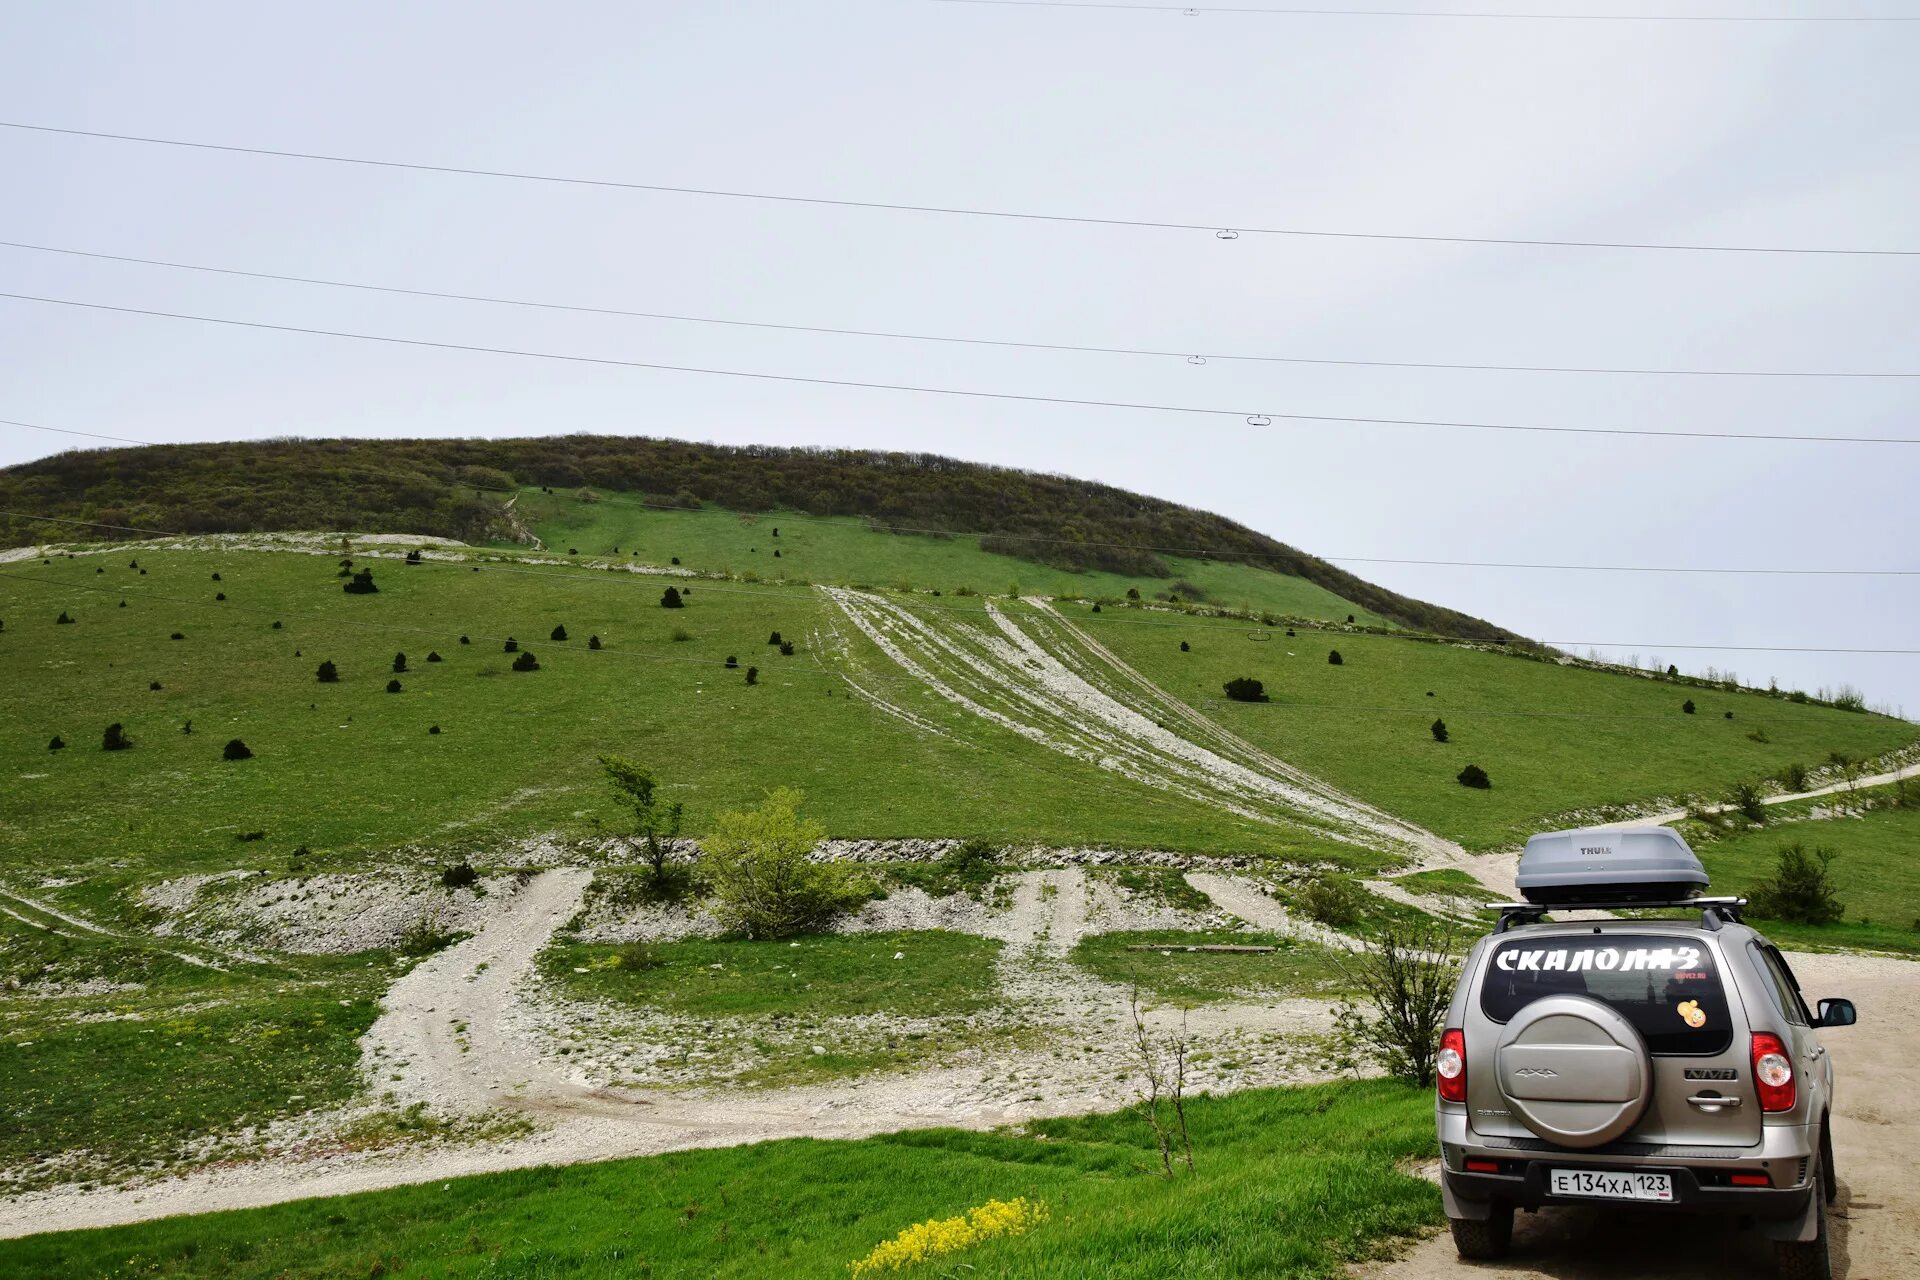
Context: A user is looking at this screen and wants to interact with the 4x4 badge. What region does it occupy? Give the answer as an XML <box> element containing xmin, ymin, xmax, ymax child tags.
<box><xmin>1514</xmin><ymin>1067</ymin><xmax>1558</xmax><ymax>1078</ymax></box>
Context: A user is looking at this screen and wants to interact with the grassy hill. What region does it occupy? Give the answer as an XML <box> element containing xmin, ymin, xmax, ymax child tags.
<box><xmin>0</xmin><ymin>436</ymin><xmax>1508</xmax><ymax>637</ymax></box>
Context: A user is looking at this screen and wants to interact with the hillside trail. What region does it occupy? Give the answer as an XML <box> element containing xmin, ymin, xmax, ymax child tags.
<box><xmin>1353</xmin><ymin>949</ymin><xmax>1920</xmax><ymax>1280</ymax></box>
<box><xmin>0</xmin><ymin>885</ymin><xmax>235</xmax><ymax>972</ymax></box>
<box><xmin>1588</xmin><ymin>759</ymin><xmax>1920</xmax><ymax>831</ymax></box>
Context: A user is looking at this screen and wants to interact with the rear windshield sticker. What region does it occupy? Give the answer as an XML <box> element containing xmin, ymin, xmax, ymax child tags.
<box><xmin>1677</xmin><ymin>1000</ymin><xmax>1707</xmax><ymax>1028</ymax></box>
<box><xmin>1493</xmin><ymin>945</ymin><xmax>1703</xmax><ymax>974</ymax></box>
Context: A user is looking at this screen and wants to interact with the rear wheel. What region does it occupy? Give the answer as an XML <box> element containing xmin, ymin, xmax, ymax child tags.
<box><xmin>1449</xmin><ymin>1205</ymin><xmax>1514</xmax><ymax>1261</ymax></box>
<box><xmin>1819</xmin><ymin>1120</ymin><xmax>1837</xmax><ymax>1202</ymax></box>
<box><xmin>1774</xmin><ymin>1177</ymin><xmax>1831</xmax><ymax>1280</ymax></box>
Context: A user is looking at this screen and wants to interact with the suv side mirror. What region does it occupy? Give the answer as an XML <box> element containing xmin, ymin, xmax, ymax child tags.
<box><xmin>1816</xmin><ymin>998</ymin><xmax>1856</xmax><ymax>1028</ymax></box>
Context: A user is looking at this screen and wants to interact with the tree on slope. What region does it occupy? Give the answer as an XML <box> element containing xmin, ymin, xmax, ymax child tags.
<box><xmin>599</xmin><ymin>755</ymin><xmax>684</xmax><ymax>884</ymax></box>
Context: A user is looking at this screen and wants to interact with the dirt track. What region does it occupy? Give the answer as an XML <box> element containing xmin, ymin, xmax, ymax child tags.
<box><xmin>1358</xmin><ymin>950</ymin><xmax>1920</xmax><ymax>1280</ymax></box>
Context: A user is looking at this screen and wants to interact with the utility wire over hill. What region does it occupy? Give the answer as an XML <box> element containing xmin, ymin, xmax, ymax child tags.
<box><xmin>3</xmin><ymin>120</ymin><xmax>1915</xmax><ymax>257</ymax></box>
<box><xmin>4</xmin><ymin>295</ymin><xmax>1917</xmax><ymax>448</ymax></box>
<box><xmin>4</xmin><ymin>428</ymin><xmax>1916</xmax><ymax>577</ymax></box>
<box><xmin>6</xmin><ymin>239</ymin><xmax>1911</xmax><ymax>380</ymax></box>
<box><xmin>933</xmin><ymin>0</ymin><xmax>1920</xmax><ymax>23</ymax></box>
<box><xmin>5</xmin><ymin>510</ymin><xmax>1917</xmax><ymax>658</ymax></box>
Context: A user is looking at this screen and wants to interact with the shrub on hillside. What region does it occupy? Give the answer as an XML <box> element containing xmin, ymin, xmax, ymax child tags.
<box><xmin>588</xmin><ymin>635</ymin><xmax>601</xmax><ymax>650</ymax></box>
<box><xmin>745</xmin><ymin>666</ymin><xmax>759</xmax><ymax>685</ymax></box>
<box><xmin>1782</xmin><ymin>762</ymin><xmax>1811</xmax><ymax>791</ymax></box>
<box><xmin>1179</xmin><ymin>641</ymin><xmax>1190</xmax><ymax>652</ymax></box>
<box><xmin>551</xmin><ymin>625</ymin><xmax>568</xmax><ymax>641</ymax></box>
<box><xmin>427</xmin><ymin>650</ymin><xmax>442</xmax><ymax>662</ymax></box>
<box><xmin>1682</xmin><ymin>700</ymin><xmax>1696</xmax><ymax>714</ymax></box>
<box><xmin>316</xmin><ymin>659</ymin><xmax>340</xmax><ymax>683</ymax></box>
<box><xmin>661</xmin><ymin>587</ymin><xmax>684</xmax><ymax>608</ymax></box>
<box><xmin>459</xmin><ymin>635</ymin><xmax>471</xmax><ymax>645</ymax></box>
<box><xmin>700</xmin><ymin>787</ymin><xmax>863</xmax><ymax>939</ymax></box>
<box><xmin>428</xmin><ymin>725</ymin><xmax>441</xmax><ymax>735</ymax></box>
<box><xmin>512</xmin><ymin>650</ymin><xmax>539</xmax><ymax>672</ymax></box>
<box><xmin>214</xmin><ymin>592</ymin><xmax>226</xmax><ymax>601</ymax></box>
<box><xmin>102</xmin><ymin>722</ymin><xmax>132</xmax><ymax>751</ymax></box>
<box><xmin>405</xmin><ymin>549</ymin><xmax>422</xmax><ymax>564</ymax></box>
<box><xmin>768</xmin><ymin>631</ymin><xmax>782</xmax><ymax>646</ymax></box>
<box><xmin>55</xmin><ymin>611</ymin><xmax>74</xmax><ymax>625</ymax></box>
<box><xmin>1223</xmin><ymin>676</ymin><xmax>1267</xmax><ymax>703</ymax></box>
<box><xmin>343</xmin><ymin>568</ymin><xmax>378</xmax><ymax>594</ymax></box>
<box><xmin>48</xmin><ymin>735</ymin><xmax>65</xmax><ymax>751</ymax></box>
<box><xmin>440</xmin><ymin>862</ymin><xmax>478</xmax><ymax>889</ymax></box>
<box><xmin>223</xmin><ymin>738</ymin><xmax>253</xmax><ymax>761</ymax></box>
<box><xmin>725</xmin><ymin>655</ymin><xmax>738</xmax><ymax>669</ymax></box>
<box><xmin>393</xmin><ymin>652</ymin><xmax>408</xmax><ymax>673</ymax></box>
<box><xmin>503</xmin><ymin>637</ymin><xmax>519</xmax><ymax>653</ymax></box>
<box><xmin>1297</xmin><ymin>874</ymin><xmax>1366</xmax><ymax>928</ymax></box>
<box><xmin>386</xmin><ymin>678</ymin><xmax>403</xmax><ymax>693</ymax></box>
<box><xmin>1332</xmin><ymin>916</ymin><xmax>1462</xmax><ymax>1087</ymax></box>
<box><xmin>779</xmin><ymin>640</ymin><xmax>795</xmax><ymax>656</ymax></box>
<box><xmin>149</xmin><ymin>681</ymin><xmax>162</xmax><ymax>691</ymax></box>
<box><xmin>1431</xmin><ymin>718</ymin><xmax>1449</xmax><ymax>743</ymax></box>
<box><xmin>211</xmin><ymin>572</ymin><xmax>221</xmax><ymax>581</ymax></box>
<box><xmin>599</xmin><ymin>755</ymin><xmax>684</xmax><ymax>884</ymax></box>
<box><xmin>1730</xmin><ymin>780</ymin><xmax>1767</xmax><ymax>824</ymax></box>
<box><xmin>1457</xmin><ymin>764</ymin><xmax>1491</xmax><ymax>789</ymax></box>
<box><xmin>171</xmin><ymin>631</ymin><xmax>185</xmax><ymax>640</ymax></box>
<box><xmin>1747</xmin><ymin>844</ymin><xmax>1844</xmax><ymax>926</ymax></box>
<box><xmin>1327</xmin><ymin>650</ymin><xmax>1344</xmax><ymax>666</ymax></box>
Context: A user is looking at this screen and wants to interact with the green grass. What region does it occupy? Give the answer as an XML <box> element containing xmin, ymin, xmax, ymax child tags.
<box><xmin>1390</xmin><ymin>869</ymin><xmax>1502</xmax><ymax>905</ymax></box>
<box><xmin>1691</xmin><ymin>795</ymin><xmax>1920</xmax><ymax>955</ymax></box>
<box><xmin>1072</xmin><ymin>930</ymin><xmax>1348</xmax><ymax>1004</ymax></box>
<box><xmin>0</xmin><ymin>1078</ymin><xmax>1441</xmax><ymax>1279</ymax></box>
<box><xmin>0</xmin><ymin>547</ymin><xmax>1323</xmax><ymax>881</ymax></box>
<box><xmin>0</xmin><ymin>924</ymin><xmax>388</xmax><ymax>1191</ymax></box>
<box><xmin>1070</xmin><ymin>609</ymin><xmax>1919</xmax><ymax>849</ymax></box>
<box><xmin>541</xmin><ymin>930</ymin><xmax>1002</xmax><ymax>1021</ymax></box>
<box><xmin>516</xmin><ymin>490</ymin><xmax>1387</xmax><ymax>625</ymax></box>
<box><xmin>1108</xmin><ymin>867</ymin><xmax>1215</xmax><ymax>912</ymax></box>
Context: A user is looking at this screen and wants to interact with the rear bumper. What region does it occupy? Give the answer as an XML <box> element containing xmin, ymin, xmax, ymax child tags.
<box><xmin>1442</xmin><ymin>1164</ymin><xmax>1812</xmax><ymax>1221</ymax></box>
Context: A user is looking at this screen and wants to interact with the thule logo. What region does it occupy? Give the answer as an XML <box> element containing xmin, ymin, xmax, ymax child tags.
<box><xmin>1514</xmin><ymin>1067</ymin><xmax>1559</xmax><ymax>1078</ymax></box>
<box><xmin>1579</xmin><ymin>845</ymin><xmax>1614</xmax><ymax>857</ymax></box>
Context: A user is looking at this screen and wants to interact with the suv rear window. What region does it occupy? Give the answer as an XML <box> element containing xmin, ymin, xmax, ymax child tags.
<box><xmin>1480</xmin><ymin>933</ymin><xmax>1732</xmax><ymax>1055</ymax></box>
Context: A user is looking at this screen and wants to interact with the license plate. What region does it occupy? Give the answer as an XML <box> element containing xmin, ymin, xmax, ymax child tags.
<box><xmin>1550</xmin><ymin>1169</ymin><xmax>1673</xmax><ymax>1202</ymax></box>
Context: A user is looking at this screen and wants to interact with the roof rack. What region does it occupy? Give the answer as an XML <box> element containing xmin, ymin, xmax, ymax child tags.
<box><xmin>1490</xmin><ymin>896</ymin><xmax>1748</xmax><ymax>934</ymax></box>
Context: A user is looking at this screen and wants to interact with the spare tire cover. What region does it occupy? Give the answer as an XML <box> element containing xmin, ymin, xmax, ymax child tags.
<box><xmin>1495</xmin><ymin>994</ymin><xmax>1651</xmax><ymax>1149</ymax></box>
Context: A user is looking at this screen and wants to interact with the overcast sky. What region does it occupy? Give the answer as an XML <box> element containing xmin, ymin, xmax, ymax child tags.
<box><xmin>2</xmin><ymin>1</ymin><xmax>1915</xmax><ymax>716</ymax></box>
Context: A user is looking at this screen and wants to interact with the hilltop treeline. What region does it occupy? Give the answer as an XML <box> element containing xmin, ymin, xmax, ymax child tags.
<box><xmin>0</xmin><ymin>435</ymin><xmax>1513</xmax><ymax>637</ymax></box>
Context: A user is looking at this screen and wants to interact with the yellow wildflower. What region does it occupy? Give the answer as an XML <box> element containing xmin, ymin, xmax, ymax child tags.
<box><xmin>848</xmin><ymin>1196</ymin><xmax>1050</xmax><ymax>1275</ymax></box>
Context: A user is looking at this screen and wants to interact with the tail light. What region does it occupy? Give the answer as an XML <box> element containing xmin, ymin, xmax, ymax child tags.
<box><xmin>1751</xmin><ymin>1033</ymin><xmax>1796</xmax><ymax>1113</ymax></box>
<box><xmin>1437</xmin><ymin>1028</ymin><xmax>1467</xmax><ymax>1104</ymax></box>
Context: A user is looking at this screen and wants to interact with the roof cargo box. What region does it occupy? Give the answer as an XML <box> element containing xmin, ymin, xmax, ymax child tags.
<box><xmin>1515</xmin><ymin>826</ymin><xmax>1708</xmax><ymax>906</ymax></box>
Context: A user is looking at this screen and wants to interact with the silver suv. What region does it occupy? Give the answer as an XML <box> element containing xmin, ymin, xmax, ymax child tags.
<box><xmin>1435</xmin><ymin>827</ymin><xmax>1856</xmax><ymax>1279</ymax></box>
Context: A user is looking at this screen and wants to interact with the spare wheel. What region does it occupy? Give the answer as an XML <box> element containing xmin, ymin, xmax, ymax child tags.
<box><xmin>1495</xmin><ymin>994</ymin><xmax>1652</xmax><ymax>1149</ymax></box>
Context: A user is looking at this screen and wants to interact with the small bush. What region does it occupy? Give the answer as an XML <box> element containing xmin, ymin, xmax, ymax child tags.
<box><xmin>1091</xmin><ymin>604</ymin><xmax>1101</xmax><ymax>613</ymax></box>
<box><xmin>725</xmin><ymin>655</ymin><xmax>738</xmax><ymax>669</ymax></box>
<box><xmin>588</xmin><ymin>635</ymin><xmax>601</xmax><ymax>650</ymax></box>
<box><xmin>428</xmin><ymin>724</ymin><xmax>441</xmax><ymax>735</ymax></box>
<box><xmin>393</xmin><ymin>652</ymin><xmax>408</xmax><ymax>673</ymax></box>
<box><xmin>214</xmin><ymin>592</ymin><xmax>226</xmax><ymax>601</ymax></box>
<box><xmin>223</xmin><ymin>738</ymin><xmax>253</xmax><ymax>761</ymax></box>
<box><xmin>670</xmin><ymin>556</ymin><xmax>680</xmax><ymax>565</ymax></box>
<box><xmin>440</xmin><ymin>862</ymin><xmax>479</xmax><ymax>889</ymax></box>
<box><xmin>1682</xmin><ymin>699</ymin><xmax>1696</xmax><ymax>714</ymax></box>
<box><xmin>512</xmin><ymin>650</ymin><xmax>540</xmax><ymax>672</ymax></box>
<box><xmin>551</xmin><ymin>625</ymin><xmax>568</xmax><ymax>641</ymax></box>
<box><xmin>426</xmin><ymin>651</ymin><xmax>442</xmax><ymax>663</ymax></box>
<box><xmin>1730</xmin><ymin>780</ymin><xmax>1767</xmax><ymax>824</ymax></box>
<box><xmin>316</xmin><ymin>660</ymin><xmax>340</xmax><ymax>683</ymax></box>
<box><xmin>343</xmin><ymin>568</ymin><xmax>379</xmax><ymax>594</ymax></box>
<box><xmin>1223</xmin><ymin>676</ymin><xmax>1268</xmax><ymax>703</ymax></box>
<box><xmin>661</xmin><ymin>587</ymin><xmax>684</xmax><ymax>609</ymax></box>
<box><xmin>398</xmin><ymin>919</ymin><xmax>461</xmax><ymax>957</ymax></box>
<box><xmin>1431</xmin><ymin>718</ymin><xmax>1449</xmax><ymax>743</ymax></box>
<box><xmin>1126</xmin><ymin>587</ymin><xmax>1140</xmax><ymax>600</ymax></box>
<box><xmin>768</xmin><ymin>631</ymin><xmax>783</xmax><ymax>646</ymax></box>
<box><xmin>405</xmin><ymin>549</ymin><xmax>423</xmax><ymax>564</ymax></box>
<box><xmin>48</xmin><ymin>735</ymin><xmax>65</xmax><ymax>752</ymax></box>
<box><xmin>700</xmin><ymin>787</ymin><xmax>863</xmax><ymax>938</ymax></box>
<box><xmin>503</xmin><ymin>637</ymin><xmax>518</xmax><ymax>653</ymax></box>
<box><xmin>779</xmin><ymin>640</ymin><xmax>795</xmax><ymax>656</ymax></box>
<box><xmin>55</xmin><ymin>611</ymin><xmax>74</xmax><ymax>625</ymax></box>
<box><xmin>102</xmin><ymin>722</ymin><xmax>132</xmax><ymax>752</ymax></box>
<box><xmin>614</xmin><ymin>941</ymin><xmax>662</xmax><ymax>971</ymax></box>
<box><xmin>459</xmin><ymin>635</ymin><xmax>471</xmax><ymax>645</ymax></box>
<box><xmin>671</xmin><ymin>627</ymin><xmax>693</xmax><ymax>642</ymax></box>
<box><xmin>272</xmin><ymin>620</ymin><xmax>283</xmax><ymax>629</ymax></box>
<box><xmin>1327</xmin><ymin>649</ymin><xmax>1344</xmax><ymax>666</ymax></box>
<box><xmin>1667</xmin><ymin>664</ymin><xmax>1680</xmax><ymax>677</ymax></box>
<box><xmin>1457</xmin><ymin>764</ymin><xmax>1491</xmax><ymax>789</ymax></box>
<box><xmin>386</xmin><ymin>678</ymin><xmax>403</xmax><ymax>693</ymax></box>
<box><xmin>1296</xmin><ymin>874</ymin><xmax>1365</xmax><ymax>927</ymax></box>
<box><xmin>170</xmin><ymin>631</ymin><xmax>185</xmax><ymax>641</ymax></box>
<box><xmin>1179</xmin><ymin>641</ymin><xmax>1190</xmax><ymax>652</ymax></box>
<box><xmin>745</xmin><ymin>666</ymin><xmax>759</xmax><ymax>685</ymax></box>
<box><xmin>1346</xmin><ymin>614</ymin><xmax>1356</xmax><ymax>624</ymax></box>
<box><xmin>1332</xmin><ymin>916</ymin><xmax>1461</xmax><ymax>1087</ymax></box>
<box><xmin>1782</xmin><ymin>762</ymin><xmax>1811</xmax><ymax>791</ymax></box>
<box><xmin>1747</xmin><ymin>843</ymin><xmax>1844</xmax><ymax>925</ymax></box>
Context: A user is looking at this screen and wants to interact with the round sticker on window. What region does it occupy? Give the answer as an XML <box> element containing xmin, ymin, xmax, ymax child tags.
<box><xmin>1677</xmin><ymin>1000</ymin><xmax>1706</xmax><ymax>1029</ymax></box>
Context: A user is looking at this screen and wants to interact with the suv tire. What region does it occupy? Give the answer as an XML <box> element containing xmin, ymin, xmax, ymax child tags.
<box><xmin>1773</xmin><ymin>1177</ymin><xmax>1831</xmax><ymax>1280</ymax></box>
<box><xmin>1820</xmin><ymin>1120</ymin><xmax>1837</xmax><ymax>1203</ymax></box>
<box><xmin>1449</xmin><ymin>1205</ymin><xmax>1514</xmax><ymax>1261</ymax></box>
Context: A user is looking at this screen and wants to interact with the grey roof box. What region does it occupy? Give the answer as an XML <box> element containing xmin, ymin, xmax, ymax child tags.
<box><xmin>1515</xmin><ymin>825</ymin><xmax>1708</xmax><ymax>906</ymax></box>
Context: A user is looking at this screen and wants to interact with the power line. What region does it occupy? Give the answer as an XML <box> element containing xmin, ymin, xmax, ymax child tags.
<box><xmin>7</xmin><ymin>293</ymin><xmax>1918</xmax><ymax>447</ymax></box>
<box><xmin>6</xmin><ymin>508</ymin><xmax>1917</xmax><ymax>655</ymax></box>
<box><xmin>3</xmin><ymin>120</ymin><xmax>1915</xmax><ymax>258</ymax></box>
<box><xmin>6</xmin><ymin>239</ymin><xmax>1912</xmax><ymax>380</ymax></box>
<box><xmin>5</xmin><ymin>436</ymin><xmax>1917</xmax><ymax>577</ymax></box>
<box><xmin>933</xmin><ymin>0</ymin><xmax>1920</xmax><ymax>21</ymax></box>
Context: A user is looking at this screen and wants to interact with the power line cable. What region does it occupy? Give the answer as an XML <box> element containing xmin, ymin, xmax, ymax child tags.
<box><xmin>3</xmin><ymin>120</ymin><xmax>1915</xmax><ymax>257</ymax></box>
<box><xmin>6</xmin><ymin>294</ymin><xmax>1918</xmax><ymax>447</ymax></box>
<box><xmin>4</xmin><ymin>436</ymin><xmax>1916</xmax><ymax>577</ymax></box>
<box><xmin>933</xmin><ymin>0</ymin><xmax>1920</xmax><ymax>21</ymax></box>
<box><xmin>6</xmin><ymin>238</ymin><xmax>1912</xmax><ymax>380</ymax></box>
<box><xmin>6</xmin><ymin>508</ymin><xmax>1916</xmax><ymax>655</ymax></box>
